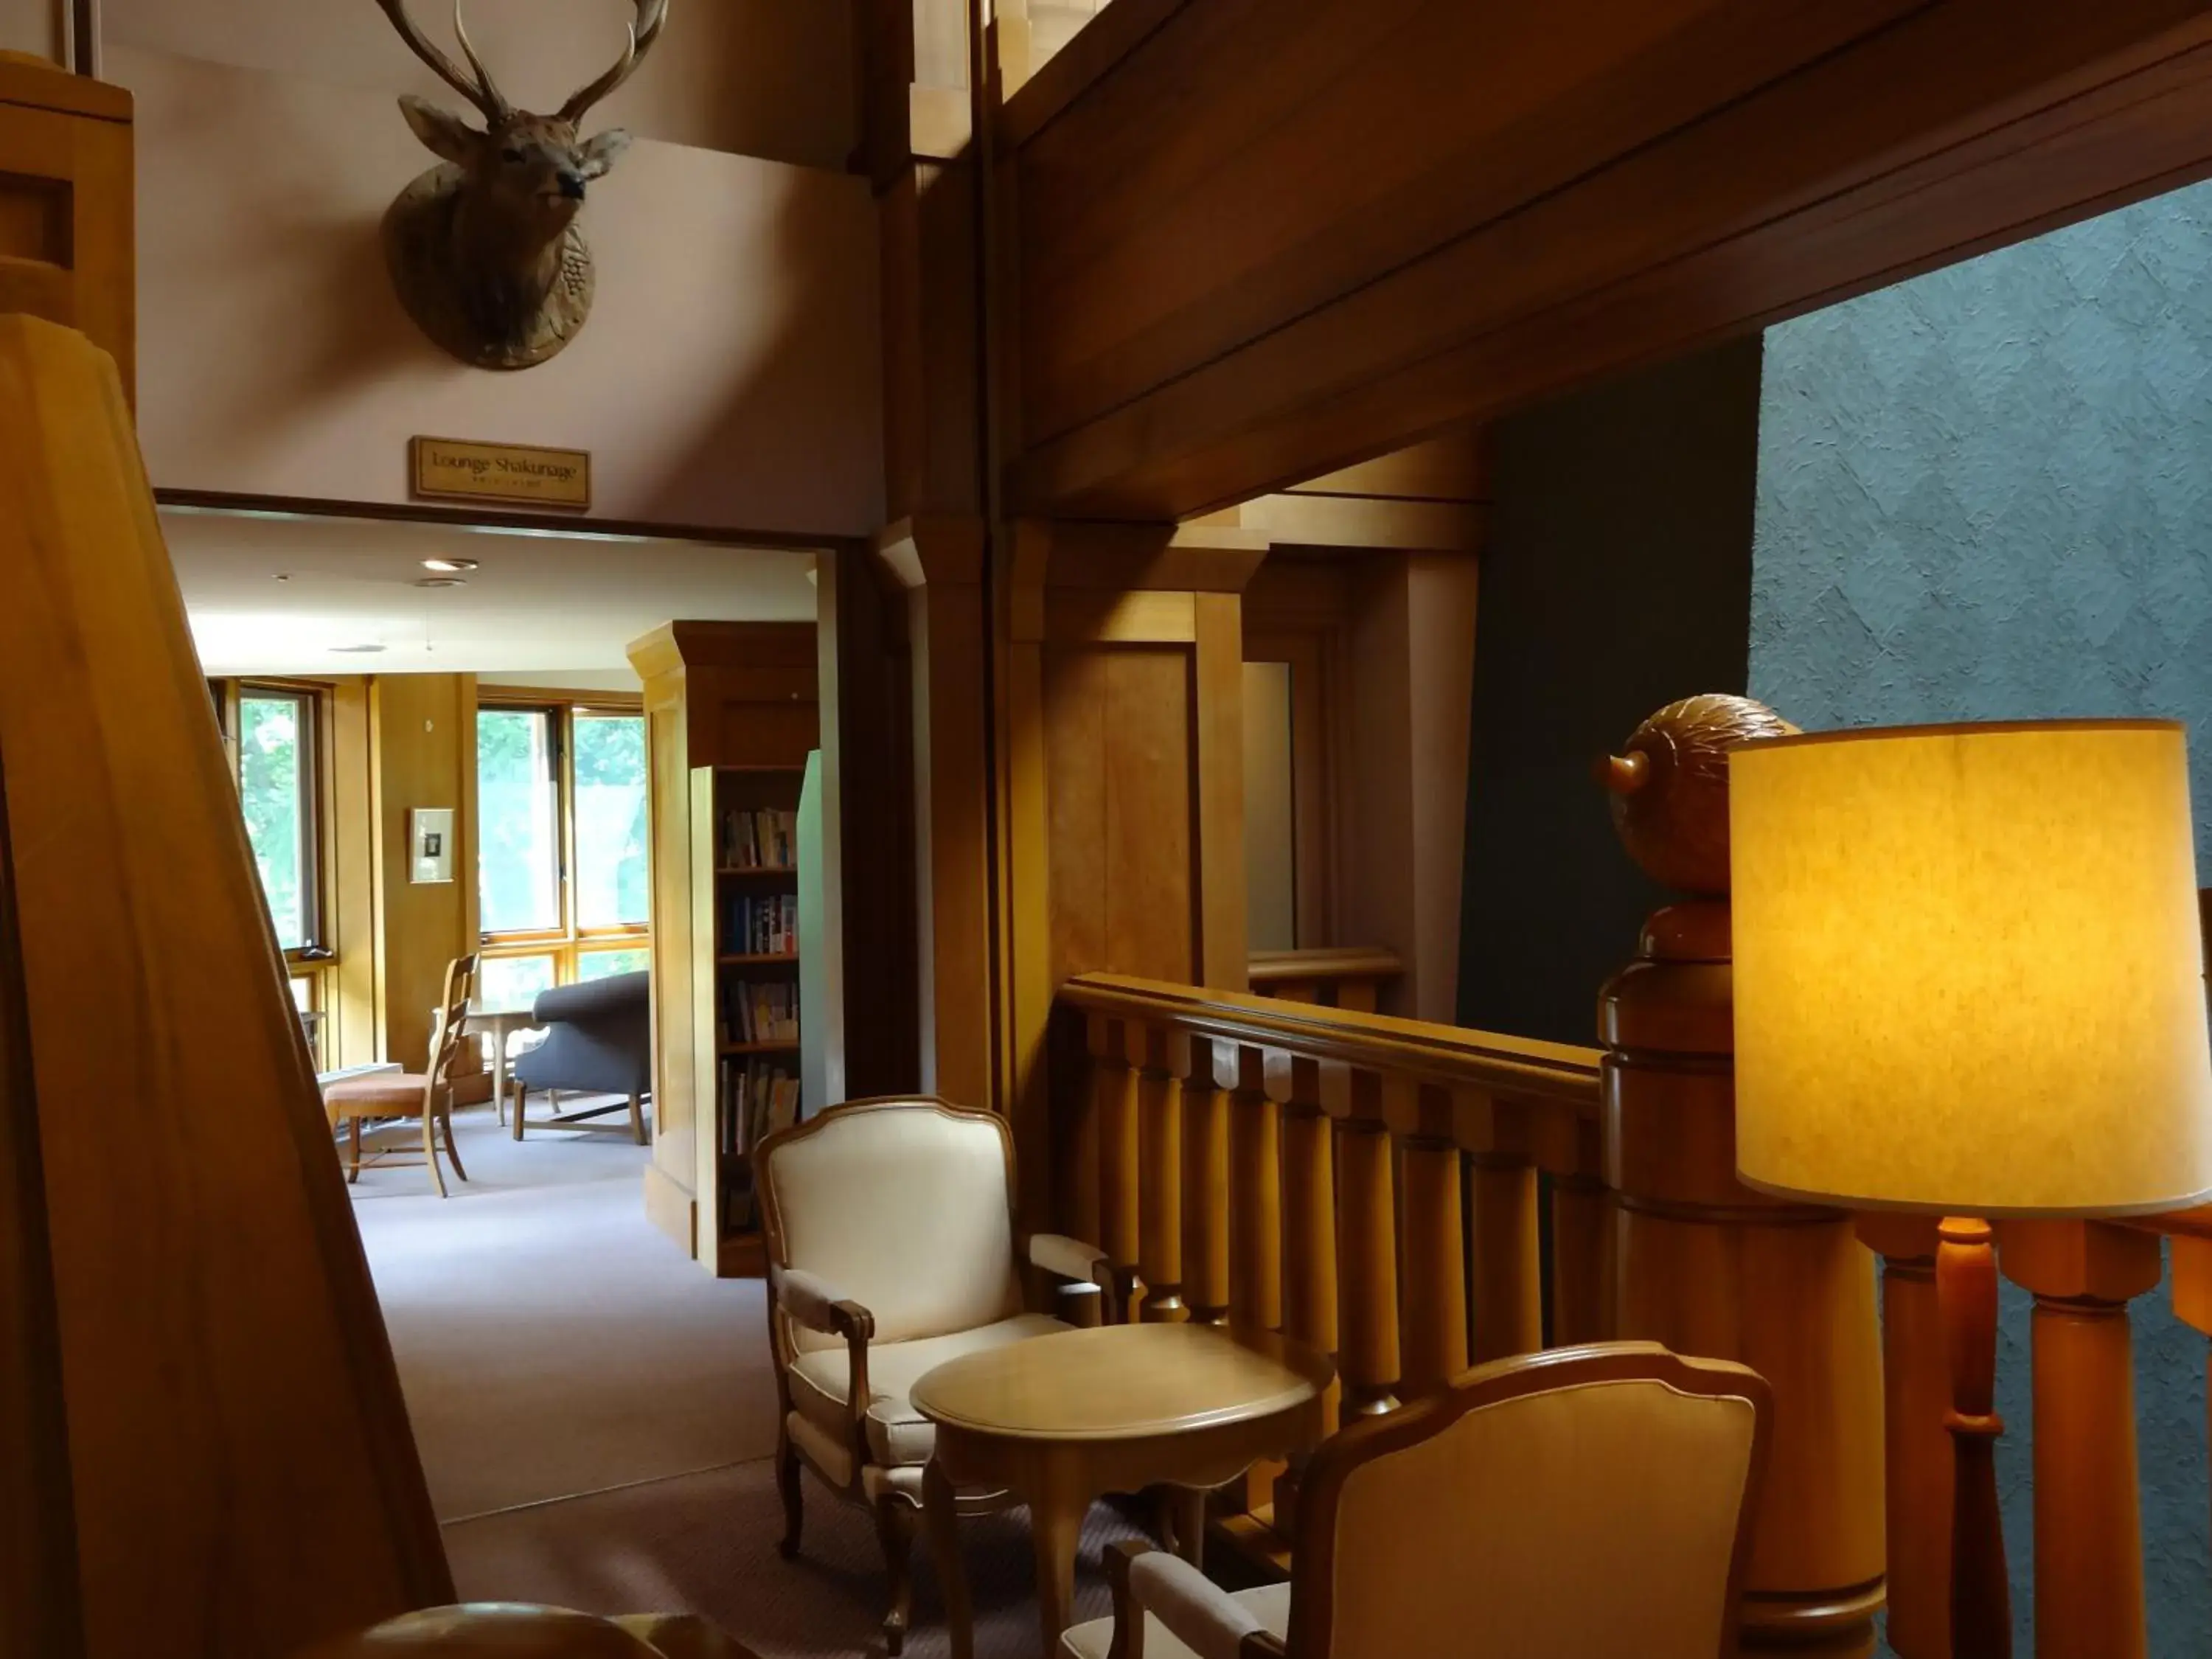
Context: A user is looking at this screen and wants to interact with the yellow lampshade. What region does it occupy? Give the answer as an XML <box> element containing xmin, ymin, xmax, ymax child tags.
<box><xmin>1731</xmin><ymin>719</ymin><xmax>2212</xmax><ymax>1216</ymax></box>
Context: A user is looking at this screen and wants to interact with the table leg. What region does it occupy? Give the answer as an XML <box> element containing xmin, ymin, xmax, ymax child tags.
<box><xmin>1166</xmin><ymin>1485</ymin><xmax>1207</xmax><ymax>1571</ymax></box>
<box><xmin>924</xmin><ymin>1460</ymin><xmax>973</xmax><ymax>1659</ymax></box>
<box><xmin>1031</xmin><ymin>1478</ymin><xmax>1086</xmax><ymax>1655</ymax></box>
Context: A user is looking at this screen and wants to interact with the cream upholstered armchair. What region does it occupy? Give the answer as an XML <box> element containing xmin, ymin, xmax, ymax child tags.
<box><xmin>757</xmin><ymin>1095</ymin><xmax>1121</xmax><ymax>1655</ymax></box>
<box><xmin>1062</xmin><ymin>1341</ymin><xmax>1771</xmax><ymax>1659</ymax></box>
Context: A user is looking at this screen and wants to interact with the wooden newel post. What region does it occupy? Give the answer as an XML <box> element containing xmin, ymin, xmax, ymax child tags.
<box><xmin>1598</xmin><ymin>696</ymin><xmax>1887</xmax><ymax>1658</ymax></box>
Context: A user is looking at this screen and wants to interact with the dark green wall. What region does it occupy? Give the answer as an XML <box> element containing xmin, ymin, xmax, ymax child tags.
<box><xmin>1456</xmin><ymin>338</ymin><xmax>1762</xmax><ymax>1044</ymax></box>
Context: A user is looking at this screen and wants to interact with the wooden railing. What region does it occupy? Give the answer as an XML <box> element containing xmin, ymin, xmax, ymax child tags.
<box><xmin>1244</xmin><ymin>947</ymin><xmax>1402</xmax><ymax>1013</ymax></box>
<box><xmin>1056</xmin><ymin>928</ymin><xmax>2212</xmax><ymax>1658</ymax></box>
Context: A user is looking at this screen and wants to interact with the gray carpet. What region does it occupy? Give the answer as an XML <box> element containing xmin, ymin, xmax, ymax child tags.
<box><xmin>350</xmin><ymin>1107</ymin><xmax>1152</xmax><ymax>1657</ymax></box>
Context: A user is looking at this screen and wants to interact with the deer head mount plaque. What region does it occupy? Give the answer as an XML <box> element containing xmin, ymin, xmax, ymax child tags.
<box><xmin>374</xmin><ymin>0</ymin><xmax>667</xmax><ymax>370</ymax></box>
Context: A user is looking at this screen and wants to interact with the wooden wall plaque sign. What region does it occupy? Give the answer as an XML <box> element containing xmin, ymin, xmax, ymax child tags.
<box><xmin>410</xmin><ymin>436</ymin><xmax>591</xmax><ymax>509</ymax></box>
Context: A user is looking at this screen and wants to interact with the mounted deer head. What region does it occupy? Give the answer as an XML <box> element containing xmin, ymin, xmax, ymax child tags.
<box><xmin>375</xmin><ymin>0</ymin><xmax>668</xmax><ymax>369</ymax></box>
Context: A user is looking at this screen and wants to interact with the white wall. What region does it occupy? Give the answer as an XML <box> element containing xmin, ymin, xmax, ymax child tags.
<box><xmin>101</xmin><ymin>0</ymin><xmax>853</xmax><ymax>170</ymax></box>
<box><xmin>119</xmin><ymin>43</ymin><xmax>883</xmax><ymax>537</ymax></box>
<box><xmin>0</xmin><ymin>0</ymin><xmax>62</xmax><ymax>61</ymax></box>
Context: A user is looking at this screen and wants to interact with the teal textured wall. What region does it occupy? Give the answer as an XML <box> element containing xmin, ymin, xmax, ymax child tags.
<box><xmin>1752</xmin><ymin>184</ymin><xmax>2212</xmax><ymax>1655</ymax></box>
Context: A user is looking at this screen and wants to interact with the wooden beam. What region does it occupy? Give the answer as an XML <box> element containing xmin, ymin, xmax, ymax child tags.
<box><xmin>1004</xmin><ymin>0</ymin><xmax>2212</xmax><ymax>518</ymax></box>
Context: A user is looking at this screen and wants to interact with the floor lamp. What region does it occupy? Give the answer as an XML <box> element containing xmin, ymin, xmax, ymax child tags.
<box><xmin>1728</xmin><ymin>719</ymin><xmax>2212</xmax><ymax>1659</ymax></box>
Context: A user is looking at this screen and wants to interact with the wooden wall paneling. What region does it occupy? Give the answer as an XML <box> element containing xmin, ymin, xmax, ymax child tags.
<box><xmin>1001</xmin><ymin>0</ymin><xmax>2212</xmax><ymax>518</ymax></box>
<box><xmin>0</xmin><ymin>55</ymin><xmax>132</xmax><ymax>403</ymax></box>
<box><xmin>367</xmin><ymin>673</ymin><xmax>475</xmax><ymax>1074</ymax></box>
<box><xmin>0</xmin><ymin>313</ymin><xmax>450</xmax><ymax>1655</ymax></box>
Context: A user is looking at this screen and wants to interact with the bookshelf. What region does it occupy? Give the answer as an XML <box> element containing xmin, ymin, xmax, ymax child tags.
<box><xmin>630</xmin><ymin>619</ymin><xmax>818</xmax><ymax>1279</ymax></box>
<box><xmin>692</xmin><ymin>765</ymin><xmax>804</xmax><ymax>1277</ymax></box>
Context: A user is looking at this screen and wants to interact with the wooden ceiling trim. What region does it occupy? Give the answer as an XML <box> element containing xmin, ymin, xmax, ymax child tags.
<box><xmin>1004</xmin><ymin>0</ymin><xmax>2212</xmax><ymax>519</ymax></box>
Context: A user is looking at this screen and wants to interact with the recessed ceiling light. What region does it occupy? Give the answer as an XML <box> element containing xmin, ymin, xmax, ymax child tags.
<box><xmin>412</xmin><ymin>576</ymin><xmax>467</xmax><ymax>588</ymax></box>
<box><xmin>422</xmin><ymin>557</ymin><xmax>480</xmax><ymax>572</ymax></box>
<box><xmin>274</xmin><ymin>572</ymin><xmax>292</xmax><ymax>582</ymax></box>
<box><xmin>332</xmin><ymin>643</ymin><xmax>387</xmax><ymax>654</ymax></box>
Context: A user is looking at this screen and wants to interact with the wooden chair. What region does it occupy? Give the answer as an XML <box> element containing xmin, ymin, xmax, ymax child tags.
<box><xmin>756</xmin><ymin>1095</ymin><xmax>1122</xmax><ymax>1655</ymax></box>
<box><xmin>324</xmin><ymin>954</ymin><xmax>480</xmax><ymax>1198</ymax></box>
<box><xmin>1060</xmin><ymin>1341</ymin><xmax>1772</xmax><ymax>1659</ymax></box>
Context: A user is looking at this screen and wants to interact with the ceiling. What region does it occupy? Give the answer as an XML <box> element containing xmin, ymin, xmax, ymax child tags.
<box><xmin>164</xmin><ymin>507</ymin><xmax>819</xmax><ymax>678</ymax></box>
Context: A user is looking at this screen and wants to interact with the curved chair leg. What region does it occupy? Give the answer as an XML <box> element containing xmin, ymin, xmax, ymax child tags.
<box><xmin>875</xmin><ymin>1494</ymin><xmax>916</xmax><ymax>1656</ymax></box>
<box><xmin>776</xmin><ymin>1432</ymin><xmax>804</xmax><ymax>1558</ymax></box>
<box><xmin>441</xmin><ymin>1105</ymin><xmax>469</xmax><ymax>1183</ymax></box>
<box><xmin>422</xmin><ymin>1110</ymin><xmax>448</xmax><ymax>1198</ymax></box>
<box><xmin>628</xmin><ymin>1091</ymin><xmax>646</xmax><ymax>1145</ymax></box>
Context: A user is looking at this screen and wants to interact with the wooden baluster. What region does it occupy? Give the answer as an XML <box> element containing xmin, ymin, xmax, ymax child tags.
<box><xmin>1272</xmin><ymin>1053</ymin><xmax>1338</xmax><ymax>1534</ymax></box>
<box><xmin>1228</xmin><ymin>1043</ymin><xmax>1281</xmax><ymax>1331</ymax></box>
<box><xmin>1536</xmin><ymin>1102</ymin><xmax>1612</xmax><ymax>1346</ymax></box>
<box><xmin>1858</xmin><ymin>1215</ymin><xmax>1950</xmax><ymax>1659</ymax></box>
<box><xmin>2171</xmin><ymin>1232</ymin><xmax>2212</xmax><ymax>1586</ymax></box>
<box><xmin>1276</xmin><ymin>1054</ymin><xmax>1339</xmax><ymax>1363</ymax></box>
<box><xmin>1135</xmin><ymin>1024</ymin><xmax>1186</xmax><ymax>1322</ymax></box>
<box><xmin>1464</xmin><ymin>1096</ymin><xmax>1543</xmax><ymax>1362</ymax></box>
<box><xmin>1394</xmin><ymin>1079</ymin><xmax>1468</xmax><ymax>1394</ymax></box>
<box><xmin>1997</xmin><ymin>1220</ymin><xmax>2159</xmax><ymax>1659</ymax></box>
<box><xmin>1089</xmin><ymin>1015</ymin><xmax>1141</xmax><ymax>1319</ymax></box>
<box><xmin>1180</xmin><ymin>1035</ymin><xmax>1232</xmax><ymax>1326</ymax></box>
<box><xmin>1333</xmin><ymin>1065</ymin><xmax>1400</xmax><ymax>1416</ymax></box>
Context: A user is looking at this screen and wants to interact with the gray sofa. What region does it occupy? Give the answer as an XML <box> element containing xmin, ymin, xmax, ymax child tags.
<box><xmin>512</xmin><ymin>970</ymin><xmax>651</xmax><ymax>1141</ymax></box>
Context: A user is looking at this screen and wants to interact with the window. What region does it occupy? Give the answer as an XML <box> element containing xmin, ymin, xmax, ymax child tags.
<box><xmin>476</xmin><ymin>700</ymin><xmax>650</xmax><ymax>995</ymax></box>
<box><xmin>476</xmin><ymin>707</ymin><xmax>562</xmax><ymax>934</ymax></box>
<box><xmin>233</xmin><ymin>686</ymin><xmax>322</xmax><ymax>953</ymax></box>
<box><xmin>572</xmin><ymin>712</ymin><xmax>649</xmax><ymax>929</ymax></box>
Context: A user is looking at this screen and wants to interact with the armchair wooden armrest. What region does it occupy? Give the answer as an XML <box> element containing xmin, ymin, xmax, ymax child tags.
<box><xmin>1105</xmin><ymin>1541</ymin><xmax>1286</xmax><ymax>1659</ymax></box>
<box><xmin>771</xmin><ymin>1267</ymin><xmax>877</xmax><ymax>1467</ymax></box>
<box><xmin>1027</xmin><ymin>1231</ymin><xmax>1135</xmax><ymax>1324</ymax></box>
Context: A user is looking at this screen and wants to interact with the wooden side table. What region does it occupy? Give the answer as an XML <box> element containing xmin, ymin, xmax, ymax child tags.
<box><xmin>910</xmin><ymin>1323</ymin><xmax>1333</xmax><ymax>1659</ymax></box>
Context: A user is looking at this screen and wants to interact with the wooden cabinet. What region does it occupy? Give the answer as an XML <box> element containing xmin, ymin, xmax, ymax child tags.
<box><xmin>628</xmin><ymin>622</ymin><xmax>818</xmax><ymax>1276</ymax></box>
<box><xmin>0</xmin><ymin>52</ymin><xmax>133</xmax><ymax>402</ymax></box>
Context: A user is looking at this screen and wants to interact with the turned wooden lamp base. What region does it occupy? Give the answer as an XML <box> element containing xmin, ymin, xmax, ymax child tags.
<box><xmin>1936</xmin><ymin>1215</ymin><xmax>2011</xmax><ymax>1659</ymax></box>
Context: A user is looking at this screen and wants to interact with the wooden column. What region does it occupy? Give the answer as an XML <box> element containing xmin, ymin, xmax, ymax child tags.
<box><xmin>2171</xmin><ymin>1231</ymin><xmax>2212</xmax><ymax>1602</ymax></box>
<box><xmin>1462</xmin><ymin>1096</ymin><xmax>1543</xmax><ymax>1363</ymax></box>
<box><xmin>1858</xmin><ymin>1214</ymin><xmax>1951</xmax><ymax>1659</ymax></box>
<box><xmin>1604</xmin><ymin>898</ymin><xmax>1885</xmax><ymax>1656</ymax></box>
<box><xmin>1227</xmin><ymin>1043</ymin><xmax>1282</xmax><ymax>1331</ymax></box>
<box><xmin>1332</xmin><ymin>1067</ymin><xmax>1401</xmax><ymax>1416</ymax></box>
<box><xmin>1135</xmin><ymin>1024</ymin><xmax>1186</xmax><ymax>1322</ymax></box>
<box><xmin>877</xmin><ymin>521</ymin><xmax>995</xmax><ymax>1112</ymax></box>
<box><xmin>1998</xmin><ymin>1220</ymin><xmax>2160</xmax><ymax>1659</ymax></box>
<box><xmin>1393</xmin><ymin>1079</ymin><xmax>1468</xmax><ymax>1394</ymax></box>
<box><xmin>1180</xmin><ymin>1035</ymin><xmax>1233</xmax><ymax>1326</ymax></box>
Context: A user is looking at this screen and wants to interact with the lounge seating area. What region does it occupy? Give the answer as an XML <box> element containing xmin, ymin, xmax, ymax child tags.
<box><xmin>23</xmin><ymin>2</ymin><xmax>2212</xmax><ymax>1656</ymax></box>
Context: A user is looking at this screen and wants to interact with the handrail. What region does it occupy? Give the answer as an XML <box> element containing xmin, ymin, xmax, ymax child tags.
<box><xmin>1061</xmin><ymin>971</ymin><xmax>1602</xmax><ymax>1109</ymax></box>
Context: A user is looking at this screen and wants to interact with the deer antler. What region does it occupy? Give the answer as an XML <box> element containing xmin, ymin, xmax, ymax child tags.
<box><xmin>374</xmin><ymin>0</ymin><xmax>510</xmax><ymax>122</ymax></box>
<box><xmin>557</xmin><ymin>0</ymin><xmax>669</xmax><ymax>125</ymax></box>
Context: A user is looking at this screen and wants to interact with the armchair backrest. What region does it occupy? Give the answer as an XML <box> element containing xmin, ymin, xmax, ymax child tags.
<box><xmin>1289</xmin><ymin>1341</ymin><xmax>1770</xmax><ymax>1659</ymax></box>
<box><xmin>757</xmin><ymin>1096</ymin><xmax>1023</xmax><ymax>1352</ymax></box>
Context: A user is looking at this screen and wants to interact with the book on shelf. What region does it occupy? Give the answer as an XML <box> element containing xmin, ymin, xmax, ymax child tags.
<box><xmin>719</xmin><ymin>978</ymin><xmax>799</xmax><ymax>1046</ymax></box>
<box><xmin>720</xmin><ymin>805</ymin><xmax>798</xmax><ymax>869</ymax></box>
<box><xmin>724</xmin><ymin>891</ymin><xmax>798</xmax><ymax>956</ymax></box>
<box><xmin>716</xmin><ymin>1057</ymin><xmax>802</xmax><ymax>1231</ymax></box>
